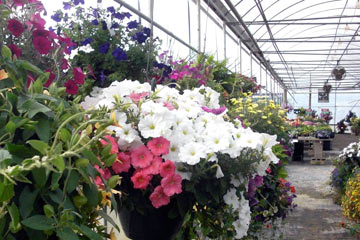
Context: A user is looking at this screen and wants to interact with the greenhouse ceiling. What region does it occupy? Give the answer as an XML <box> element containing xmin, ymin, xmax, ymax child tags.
<box><xmin>205</xmin><ymin>0</ymin><xmax>360</xmax><ymax>93</ymax></box>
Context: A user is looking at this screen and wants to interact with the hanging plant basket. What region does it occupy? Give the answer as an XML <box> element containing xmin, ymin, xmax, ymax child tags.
<box><xmin>332</xmin><ymin>66</ymin><xmax>346</xmax><ymax>80</ymax></box>
<box><xmin>323</xmin><ymin>84</ymin><xmax>332</xmax><ymax>93</ymax></box>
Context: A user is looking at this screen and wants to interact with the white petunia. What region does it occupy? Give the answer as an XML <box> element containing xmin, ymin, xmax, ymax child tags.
<box><xmin>178</xmin><ymin>142</ymin><xmax>206</xmax><ymax>165</ymax></box>
<box><xmin>223</xmin><ymin>188</ymin><xmax>240</xmax><ymax>210</ymax></box>
<box><xmin>138</xmin><ymin>114</ymin><xmax>171</xmax><ymax>138</ymax></box>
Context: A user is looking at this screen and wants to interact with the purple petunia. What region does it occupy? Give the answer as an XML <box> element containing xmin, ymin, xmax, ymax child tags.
<box><xmin>127</xmin><ymin>20</ymin><xmax>138</xmax><ymax>29</ymax></box>
<box><xmin>132</xmin><ymin>31</ymin><xmax>147</xmax><ymax>44</ymax></box>
<box><xmin>201</xmin><ymin>106</ymin><xmax>227</xmax><ymax>115</ymax></box>
<box><xmin>101</xmin><ymin>20</ymin><xmax>107</xmax><ymax>30</ymax></box>
<box><xmin>107</xmin><ymin>6</ymin><xmax>115</xmax><ymax>14</ymax></box>
<box><xmin>100</xmin><ymin>70</ymin><xmax>106</xmax><ymax>86</ymax></box>
<box><xmin>99</xmin><ymin>42</ymin><xmax>110</xmax><ymax>54</ymax></box>
<box><xmin>91</xmin><ymin>19</ymin><xmax>99</xmax><ymax>25</ymax></box>
<box><xmin>80</xmin><ymin>38</ymin><xmax>93</xmax><ymax>46</ymax></box>
<box><xmin>143</xmin><ymin>27</ymin><xmax>151</xmax><ymax>37</ymax></box>
<box><xmin>73</xmin><ymin>0</ymin><xmax>84</xmax><ymax>5</ymax></box>
<box><xmin>112</xmin><ymin>47</ymin><xmax>127</xmax><ymax>61</ymax></box>
<box><xmin>123</xmin><ymin>12</ymin><xmax>132</xmax><ymax>18</ymax></box>
<box><xmin>63</xmin><ymin>1</ymin><xmax>71</xmax><ymax>10</ymax></box>
<box><xmin>111</xmin><ymin>22</ymin><xmax>120</xmax><ymax>29</ymax></box>
<box><xmin>113</xmin><ymin>12</ymin><xmax>125</xmax><ymax>20</ymax></box>
<box><xmin>51</xmin><ymin>12</ymin><xmax>62</xmax><ymax>22</ymax></box>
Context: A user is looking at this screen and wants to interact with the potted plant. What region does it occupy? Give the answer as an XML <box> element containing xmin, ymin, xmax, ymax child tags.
<box><xmin>350</xmin><ymin>117</ymin><xmax>360</xmax><ymax>136</ymax></box>
<box><xmin>337</xmin><ymin>119</ymin><xmax>347</xmax><ymax>134</ymax></box>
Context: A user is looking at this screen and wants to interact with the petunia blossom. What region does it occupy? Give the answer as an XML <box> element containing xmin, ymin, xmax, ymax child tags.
<box><xmin>131</xmin><ymin>170</ymin><xmax>152</xmax><ymax>189</ymax></box>
<box><xmin>159</xmin><ymin>160</ymin><xmax>175</xmax><ymax>178</ymax></box>
<box><xmin>100</xmin><ymin>135</ymin><xmax>119</xmax><ymax>154</ymax></box>
<box><xmin>142</xmin><ymin>156</ymin><xmax>162</xmax><ymax>175</ymax></box>
<box><xmin>8</xmin><ymin>44</ymin><xmax>22</xmax><ymax>59</ymax></box>
<box><xmin>149</xmin><ymin>186</ymin><xmax>170</xmax><ymax>208</ymax></box>
<box><xmin>44</xmin><ymin>69</ymin><xmax>56</xmax><ymax>87</ymax></box>
<box><xmin>129</xmin><ymin>92</ymin><xmax>148</xmax><ymax>103</ymax></box>
<box><xmin>73</xmin><ymin>67</ymin><xmax>85</xmax><ymax>85</ymax></box>
<box><xmin>33</xmin><ymin>36</ymin><xmax>52</xmax><ymax>55</ymax></box>
<box><xmin>147</xmin><ymin>137</ymin><xmax>170</xmax><ymax>156</ymax></box>
<box><xmin>29</xmin><ymin>13</ymin><xmax>46</xmax><ymax>29</ymax></box>
<box><xmin>130</xmin><ymin>145</ymin><xmax>153</xmax><ymax>168</ymax></box>
<box><xmin>61</xmin><ymin>58</ymin><xmax>69</xmax><ymax>70</ymax></box>
<box><xmin>7</xmin><ymin>19</ymin><xmax>24</xmax><ymax>37</ymax></box>
<box><xmin>64</xmin><ymin>80</ymin><xmax>78</xmax><ymax>95</ymax></box>
<box><xmin>161</xmin><ymin>173</ymin><xmax>182</xmax><ymax>196</ymax></box>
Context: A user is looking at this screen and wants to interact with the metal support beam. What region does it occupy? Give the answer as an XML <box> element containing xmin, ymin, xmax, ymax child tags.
<box><xmin>197</xmin><ymin>0</ymin><xmax>201</xmax><ymax>52</ymax></box>
<box><xmin>223</xmin><ymin>21</ymin><xmax>227</xmax><ymax>59</ymax></box>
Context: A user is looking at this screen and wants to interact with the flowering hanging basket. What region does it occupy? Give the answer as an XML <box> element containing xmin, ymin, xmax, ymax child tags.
<box><xmin>332</xmin><ymin>66</ymin><xmax>346</xmax><ymax>80</ymax></box>
<box><xmin>323</xmin><ymin>84</ymin><xmax>332</xmax><ymax>93</ymax></box>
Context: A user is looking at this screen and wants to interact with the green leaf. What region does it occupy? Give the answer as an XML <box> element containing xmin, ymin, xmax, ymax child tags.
<box><xmin>31</xmin><ymin>167</ymin><xmax>47</xmax><ymax>188</ymax></box>
<box><xmin>17</xmin><ymin>60</ymin><xmax>43</xmax><ymax>75</ymax></box>
<box><xmin>18</xmin><ymin>99</ymin><xmax>51</xmax><ymax>118</ymax></box>
<box><xmin>0</xmin><ymin>181</ymin><xmax>14</xmax><ymax>202</ymax></box>
<box><xmin>0</xmin><ymin>216</ymin><xmax>6</xmax><ymax>236</ymax></box>
<box><xmin>96</xmin><ymin>210</ymin><xmax>120</xmax><ymax>231</ymax></box>
<box><xmin>79</xmin><ymin>225</ymin><xmax>102</xmax><ymax>240</ymax></box>
<box><xmin>1</xmin><ymin>45</ymin><xmax>11</xmax><ymax>60</ymax></box>
<box><xmin>52</xmin><ymin>155</ymin><xmax>65</xmax><ymax>172</ymax></box>
<box><xmin>56</xmin><ymin>227</ymin><xmax>79</xmax><ymax>240</ymax></box>
<box><xmin>75</xmin><ymin>158</ymin><xmax>89</xmax><ymax>168</ymax></box>
<box><xmin>83</xmin><ymin>184</ymin><xmax>99</xmax><ymax>208</ymax></box>
<box><xmin>107</xmin><ymin>175</ymin><xmax>120</xmax><ymax>189</ymax></box>
<box><xmin>22</xmin><ymin>215</ymin><xmax>55</xmax><ymax>231</ymax></box>
<box><xmin>43</xmin><ymin>204</ymin><xmax>54</xmax><ymax>218</ymax></box>
<box><xmin>101</xmin><ymin>144</ymin><xmax>112</xmax><ymax>158</ymax></box>
<box><xmin>103</xmin><ymin>154</ymin><xmax>116</xmax><ymax>167</ymax></box>
<box><xmin>27</xmin><ymin>140</ymin><xmax>49</xmax><ymax>155</ymax></box>
<box><xmin>0</xmin><ymin>149</ymin><xmax>12</xmax><ymax>163</ymax></box>
<box><xmin>66</xmin><ymin>171</ymin><xmax>79</xmax><ymax>193</ymax></box>
<box><xmin>60</xmin><ymin>128</ymin><xmax>71</xmax><ymax>143</ymax></box>
<box><xmin>19</xmin><ymin>186</ymin><xmax>39</xmax><ymax>219</ymax></box>
<box><xmin>8</xmin><ymin>202</ymin><xmax>21</xmax><ymax>233</ymax></box>
<box><xmin>81</xmin><ymin>149</ymin><xmax>102</xmax><ymax>166</ymax></box>
<box><xmin>50</xmin><ymin>172</ymin><xmax>62</xmax><ymax>191</ymax></box>
<box><xmin>29</xmin><ymin>78</ymin><xmax>44</xmax><ymax>94</ymax></box>
<box><xmin>5</xmin><ymin>121</ymin><xmax>16</xmax><ymax>133</ymax></box>
<box><xmin>35</xmin><ymin>118</ymin><xmax>50</xmax><ymax>143</ymax></box>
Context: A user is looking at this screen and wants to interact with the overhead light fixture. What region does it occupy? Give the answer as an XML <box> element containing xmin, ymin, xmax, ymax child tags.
<box><xmin>345</xmin><ymin>24</ymin><xmax>350</xmax><ymax>30</ymax></box>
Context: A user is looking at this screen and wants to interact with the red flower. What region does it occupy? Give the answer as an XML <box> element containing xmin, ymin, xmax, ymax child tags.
<box><xmin>159</xmin><ymin>160</ymin><xmax>175</xmax><ymax>178</ymax></box>
<box><xmin>112</xmin><ymin>152</ymin><xmax>131</xmax><ymax>173</ymax></box>
<box><xmin>149</xmin><ymin>186</ymin><xmax>170</xmax><ymax>208</ymax></box>
<box><xmin>130</xmin><ymin>145</ymin><xmax>154</xmax><ymax>168</ymax></box>
<box><xmin>131</xmin><ymin>170</ymin><xmax>152</xmax><ymax>189</ymax></box>
<box><xmin>64</xmin><ymin>80</ymin><xmax>78</xmax><ymax>95</ymax></box>
<box><xmin>44</xmin><ymin>69</ymin><xmax>55</xmax><ymax>87</ymax></box>
<box><xmin>290</xmin><ymin>186</ymin><xmax>296</xmax><ymax>193</ymax></box>
<box><xmin>8</xmin><ymin>44</ymin><xmax>22</xmax><ymax>59</ymax></box>
<box><xmin>147</xmin><ymin>137</ymin><xmax>170</xmax><ymax>156</ymax></box>
<box><xmin>161</xmin><ymin>173</ymin><xmax>182</xmax><ymax>196</ymax></box>
<box><xmin>29</xmin><ymin>13</ymin><xmax>45</xmax><ymax>29</ymax></box>
<box><xmin>73</xmin><ymin>67</ymin><xmax>85</xmax><ymax>85</ymax></box>
<box><xmin>7</xmin><ymin>19</ymin><xmax>24</xmax><ymax>37</ymax></box>
<box><xmin>33</xmin><ymin>29</ymin><xmax>49</xmax><ymax>38</ymax></box>
<box><xmin>87</xmin><ymin>65</ymin><xmax>97</xmax><ymax>79</ymax></box>
<box><xmin>143</xmin><ymin>156</ymin><xmax>162</xmax><ymax>175</ymax></box>
<box><xmin>33</xmin><ymin>36</ymin><xmax>52</xmax><ymax>54</ymax></box>
<box><xmin>61</xmin><ymin>58</ymin><xmax>69</xmax><ymax>70</ymax></box>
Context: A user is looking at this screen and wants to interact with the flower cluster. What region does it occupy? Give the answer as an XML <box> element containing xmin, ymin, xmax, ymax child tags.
<box><xmin>342</xmin><ymin>172</ymin><xmax>360</xmax><ymax>222</ymax></box>
<box><xmin>81</xmin><ymin>79</ymin><xmax>281</xmax><ymax>239</ymax></box>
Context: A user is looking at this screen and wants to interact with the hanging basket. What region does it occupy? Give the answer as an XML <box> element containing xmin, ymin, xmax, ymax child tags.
<box><xmin>331</xmin><ymin>66</ymin><xmax>346</xmax><ymax>80</ymax></box>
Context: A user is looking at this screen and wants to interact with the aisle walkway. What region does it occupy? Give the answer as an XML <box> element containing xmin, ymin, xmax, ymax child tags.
<box><xmin>280</xmin><ymin>161</ymin><xmax>356</xmax><ymax>240</ymax></box>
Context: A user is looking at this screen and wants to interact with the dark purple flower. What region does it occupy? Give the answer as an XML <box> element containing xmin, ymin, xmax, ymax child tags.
<box><xmin>112</xmin><ymin>47</ymin><xmax>127</xmax><ymax>61</ymax></box>
<box><xmin>51</xmin><ymin>12</ymin><xmax>62</xmax><ymax>22</ymax></box>
<box><xmin>91</xmin><ymin>19</ymin><xmax>99</xmax><ymax>25</ymax></box>
<box><xmin>101</xmin><ymin>20</ymin><xmax>107</xmax><ymax>30</ymax></box>
<box><xmin>111</xmin><ymin>22</ymin><xmax>120</xmax><ymax>29</ymax></box>
<box><xmin>80</xmin><ymin>38</ymin><xmax>93</xmax><ymax>46</ymax></box>
<box><xmin>143</xmin><ymin>27</ymin><xmax>151</xmax><ymax>37</ymax></box>
<box><xmin>49</xmin><ymin>27</ymin><xmax>55</xmax><ymax>32</ymax></box>
<box><xmin>99</xmin><ymin>42</ymin><xmax>110</xmax><ymax>54</ymax></box>
<box><xmin>73</xmin><ymin>0</ymin><xmax>84</xmax><ymax>5</ymax></box>
<box><xmin>132</xmin><ymin>31</ymin><xmax>147</xmax><ymax>43</ymax></box>
<box><xmin>113</xmin><ymin>12</ymin><xmax>124</xmax><ymax>20</ymax></box>
<box><xmin>100</xmin><ymin>70</ymin><xmax>106</xmax><ymax>86</ymax></box>
<box><xmin>63</xmin><ymin>1</ymin><xmax>71</xmax><ymax>10</ymax></box>
<box><xmin>107</xmin><ymin>6</ymin><xmax>115</xmax><ymax>14</ymax></box>
<box><xmin>127</xmin><ymin>20</ymin><xmax>138</xmax><ymax>29</ymax></box>
<box><xmin>93</xmin><ymin>9</ymin><xmax>99</xmax><ymax>18</ymax></box>
<box><xmin>123</xmin><ymin>12</ymin><xmax>131</xmax><ymax>18</ymax></box>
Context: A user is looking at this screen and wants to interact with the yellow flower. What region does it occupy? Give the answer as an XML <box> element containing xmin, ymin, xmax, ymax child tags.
<box><xmin>268</xmin><ymin>112</ymin><xmax>273</xmax><ymax>117</ymax></box>
<box><xmin>101</xmin><ymin>191</ymin><xmax>112</xmax><ymax>207</ymax></box>
<box><xmin>262</xmin><ymin>116</ymin><xmax>267</xmax><ymax>119</ymax></box>
<box><xmin>0</xmin><ymin>69</ymin><xmax>8</xmax><ymax>81</ymax></box>
<box><xmin>239</xmin><ymin>114</ymin><xmax>244</xmax><ymax>117</ymax></box>
<box><xmin>267</xmin><ymin>120</ymin><xmax>272</xmax><ymax>125</ymax></box>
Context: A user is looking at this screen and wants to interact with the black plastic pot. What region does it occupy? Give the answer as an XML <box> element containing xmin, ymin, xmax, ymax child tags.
<box><xmin>118</xmin><ymin>206</ymin><xmax>184</xmax><ymax>240</ymax></box>
<box><xmin>292</xmin><ymin>142</ymin><xmax>304</xmax><ymax>161</ymax></box>
<box><xmin>323</xmin><ymin>140</ymin><xmax>331</xmax><ymax>151</ymax></box>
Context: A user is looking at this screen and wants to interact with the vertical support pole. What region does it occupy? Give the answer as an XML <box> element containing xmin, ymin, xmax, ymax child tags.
<box><xmin>270</xmin><ymin>75</ymin><xmax>273</xmax><ymax>100</ymax></box>
<box><xmin>239</xmin><ymin>40</ymin><xmax>242</xmax><ymax>73</ymax></box>
<box><xmin>259</xmin><ymin>65</ymin><xmax>262</xmax><ymax>95</ymax></box>
<box><xmin>265</xmin><ymin>70</ymin><xmax>268</xmax><ymax>97</ymax></box>
<box><xmin>197</xmin><ymin>0</ymin><xmax>201</xmax><ymax>52</ymax></box>
<box><xmin>309</xmin><ymin>73</ymin><xmax>312</xmax><ymax>109</ymax></box>
<box><xmin>147</xmin><ymin>0</ymin><xmax>154</xmax><ymax>85</ymax></box>
<box><xmin>223</xmin><ymin>22</ymin><xmax>226</xmax><ymax>59</ymax></box>
<box><xmin>137</xmin><ymin>0</ymin><xmax>141</xmax><ymax>24</ymax></box>
<box><xmin>187</xmin><ymin>0</ymin><xmax>191</xmax><ymax>56</ymax></box>
<box><xmin>149</xmin><ymin>0</ymin><xmax>154</xmax><ymax>37</ymax></box>
<box><xmin>283</xmin><ymin>88</ymin><xmax>288</xmax><ymax>105</ymax></box>
<box><xmin>250</xmin><ymin>53</ymin><xmax>253</xmax><ymax>77</ymax></box>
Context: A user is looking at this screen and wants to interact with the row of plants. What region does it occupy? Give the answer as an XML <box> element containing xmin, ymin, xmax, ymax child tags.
<box><xmin>0</xmin><ymin>0</ymin><xmax>296</xmax><ymax>239</ymax></box>
<box><xmin>330</xmin><ymin>141</ymin><xmax>360</xmax><ymax>237</ymax></box>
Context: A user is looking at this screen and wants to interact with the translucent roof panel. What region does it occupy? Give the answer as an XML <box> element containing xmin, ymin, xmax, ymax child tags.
<box><xmin>226</xmin><ymin>0</ymin><xmax>360</xmax><ymax>93</ymax></box>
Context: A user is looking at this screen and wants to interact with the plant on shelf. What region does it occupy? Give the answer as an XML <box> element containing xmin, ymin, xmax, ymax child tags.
<box><xmin>0</xmin><ymin>44</ymin><xmax>118</xmax><ymax>239</ymax></box>
<box><xmin>80</xmin><ymin>80</ymin><xmax>281</xmax><ymax>239</ymax></box>
<box><xmin>350</xmin><ymin>117</ymin><xmax>360</xmax><ymax>136</ymax></box>
<box><xmin>337</xmin><ymin>119</ymin><xmax>348</xmax><ymax>134</ymax></box>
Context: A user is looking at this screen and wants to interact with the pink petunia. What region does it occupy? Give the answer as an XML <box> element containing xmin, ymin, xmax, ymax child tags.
<box><xmin>112</xmin><ymin>152</ymin><xmax>131</xmax><ymax>173</ymax></box>
<box><xmin>163</xmin><ymin>102</ymin><xmax>175</xmax><ymax>110</ymax></box>
<box><xmin>44</xmin><ymin>69</ymin><xmax>55</xmax><ymax>87</ymax></box>
<box><xmin>129</xmin><ymin>92</ymin><xmax>149</xmax><ymax>103</ymax></box>
<box><xmin>7</xmin><ymin>19</ymin><xmax>24</xmax><ymax>37</ymax></box>
<box><xmin>64</xmin><ymin>80</ymin><xmax>78</xmax><ymax>95</ymax></box>
<box><xmin>143</xmin><ymin>156</ymin><xmax>162</xmax><ymax>175</ymax></box>
<box><xmin>147</xmin><ymin>137</ymin><xmax>170</xmax><ymax>156</ymax></box>
<box><xmin>33</xmin><ymin>36</ymin><xmax>52</xmax><ymax>54</ymax></box>
<box><xmin>161</xmin><ymin>173</ymin><xmax>182</xmax><ymax>196</ymax></box>
<box><xmin>8</xmin><ymin>44</ymin><xmax>21</xmax><ymax>59</ymax></box>
<box><xmin>130</xmin><ymin>145</ymin><xmax>153</xmax><ymax>168</ymax></box>
<box><xmin>33</xmin><ymin>29</ymin><xmax>49</xmax><ymax>38</ymax></box>
<box><xmin>87</xmin><ymin>65</ymin><xmax>97</xmax><ymax>79</ymax></box>
<box><xmin>149</xmin><ymin>185</ymin><xmax>170</xmax><ymax>208</ymax></box>
<box><xmin>94</xmin><ymin>165</ymin><xmax>112</xmax><ymax>180</ymax></box>
<box><xmin>159</xmin><ymin>160</ymin><xmax>175</xmax><ymax>178</ymax></box>
<box><xmin>73</xmin><ymin>67</ymin><xmax>85</xmax><ymax>85</ymax></box>
<box><xmin>100</xmin><ymin>135</ymin><xmax>119</xmax><ymax>154</ymax></box>
<box><xmin>131</xmin><ymin>170</ymin><xmax>152</xmax><ymax>189</ymax></box>
<box><xmin>29</xmin><ymin>13</ymin><xmax>46</xmax><ymax>29</ymax></box>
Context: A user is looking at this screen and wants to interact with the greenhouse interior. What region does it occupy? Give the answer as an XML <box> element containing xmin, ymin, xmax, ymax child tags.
<box><xmin>2</xmin><ymin>0</ymin><xmax>360</xmax><ymax>239</ymax></box>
